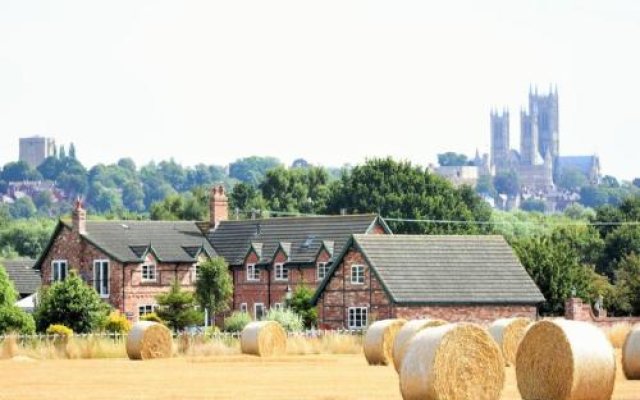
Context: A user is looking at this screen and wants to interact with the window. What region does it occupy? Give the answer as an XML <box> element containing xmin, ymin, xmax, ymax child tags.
<box><xmin>273</xmin><ymin>303</ymin><xmax>283</xmax><ymax>311</ymax></box>
<box><xmin>246</xmin><ymin>264</ymin><xmax>260</xmax><ymax>281</ymax></box>
<box><xmin>348</xmin><ymin>307</ymin><xmax>368</xmax><ymax>329</ymax></box>
<box><xmin>351</xmin><ymin>265</ymin><xmax>365</xmax><ymax>284</ymax></box>
<box><xmin>316</xmin><ymin>262</ymin><xmax>329</xmax><ymax>281</ymax></box>
<box><xmin>240</xmin><ymin>303</ymin><xmax>248</xmax><ymax>313</ymax></box>
<box><xmin>141</xmin><ymin>264</ymin><xmax>157</xmax><ymax>282</ymax></box>
<box><xmin>93</xmin><ymin>260</ymin><xmax>110</xmax><ymax>298</ymax></box>
<box><xmin>274</xmin><ymin>263</ymin><xmax>288</xmax><ymax>281</ymax></box>
<box><xmin>138</xmin><ymin>304</ymin><xmax>156</xmax><ymax>318</ymax></box>
<box><xmin>254</xmin><ymin>303</ymin><xmax>265</xmax><ymax>320</ymax></box>
<box><xmin>52</xmin><ymin>260</ymin><xmax>68</xmax><ymax>282</ymax></box>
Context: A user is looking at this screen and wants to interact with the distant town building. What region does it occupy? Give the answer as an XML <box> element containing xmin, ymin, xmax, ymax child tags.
<box><xmin>431</xmin><ymin>165</ymin><xmax>480</xmax><ymax>187</ymax></box>
<box><xmin>19</xmin><ymin>136</ymin><xmax>56</xmax><ymax>168</ymax></box>
<box><xmin>490</xmin><ymin>109</ymin><xmax>510</xmax><ymax>171</ymax></box>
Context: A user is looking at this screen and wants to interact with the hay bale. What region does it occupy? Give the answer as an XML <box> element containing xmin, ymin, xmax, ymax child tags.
<box><xmin>516</xmin><ymin>319</ymin><xmax>616</xmax><ymax>400</ymax></box>
<box><xmin>622</xmin><ymin>323</ymin><xmax>640</xmax><ymax>379</ymax></box>
<box><xmin>400</xmin><ymin>323</ymin><xmax>504</xmax><ymax>400</ymax></box>
<box><xmin>240</xmin><ymin>321</ymin><xmax>286</xmax><ymax>357</ymax></box>
<box><xmin>392</xmin><ymin>319</ymin><xmax>447</xmax><ymax>373</ymax></box>
<box><xmin>364</xmin><ymin>319</ymin><xmax>406</xmax><ymax>366</ymax></box>
<box><xmin>488</xmin><ymin>317</ymin><xmax>532</xmax><ymax>366</ymax></box>
<box><xmin>1</xmin><ymin>335</ymin><xmax>19</xmax><ymax>359</ymax></box>
<box><xmin>126</xmin><ymin>321</ymin><xmax>173</xmax><ymax>360</ymax></box>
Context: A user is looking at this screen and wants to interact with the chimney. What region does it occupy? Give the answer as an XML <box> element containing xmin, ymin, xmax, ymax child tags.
<box><xmin>210</xmin><ymin>185</ymin><xmax>229</xmax><ymax>229</ymax></box>
<box><xmin>72</xmin><ymin>197</ymin><xmax>87</xmax><ymax>235</ymax></box>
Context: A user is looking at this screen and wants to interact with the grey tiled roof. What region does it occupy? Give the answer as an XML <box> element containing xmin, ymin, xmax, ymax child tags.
<box><xmin>352</xmin><ymin>235</ymin><xmax>544</xmax><ymax>304</ymax></box>
<box><xmin>62</xmin><ymin>220</ymin><xmax>216</xmax><ymax>263</ymax></box>
<box><xmin>2</xmin><ymin>259</ymin><xmax>40</xmax><ymax>296</ymax></box>
<box><xmin>208</xmin><ymin>215</ymin><xmax>386</xmax><ymax>265</ymax></box>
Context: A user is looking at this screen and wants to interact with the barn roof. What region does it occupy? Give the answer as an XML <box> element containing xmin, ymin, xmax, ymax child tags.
<box><xmin>313</xmin><ymin>234</ymin><xmax>545</xmax><ymax>305</ymax></box>
<box><xmin>1</xmin><ymin>259</ymin><xmax>40</xmax><ymax>296</ymax></box>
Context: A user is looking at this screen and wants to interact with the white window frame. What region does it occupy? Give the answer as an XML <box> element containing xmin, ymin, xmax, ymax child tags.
<box><xmin>246</xmin><ymin>264</ymin><xmax>260</xmax><ymax>281</ymax></box>
<box><xmin>51</xmin><ymin>260</ymin><xmax>68</xmax><ymax>282</ymax></box>
<box><xmin>254</xmin><ymin>303</ymin><xmax>265</xmax><ymax>320</ymax></box>
<box><xmin>274</xmin><ymin>263</ymin><xmax>288</xmax><ymax>281</ymax></box>
<box><xmin>138</xmin><ymin>304</ymin><xmax>156</xmax><ymax>318</ymax></box>
<box><xmin>240</xmin><ymin>303</ymin><xmax>248</xmax><ymax>313</ymax></box>
<box><xmin>347</xmin><ymin>307</ymin><xmax>368</xmax><ymax>329</ymax></box>
<box><xmin>141</xmin><ymin>263</ymin><xmax>157</xmax><ymax>282</ymax></box>
<box><xmin>93</xmin><ymin>259</ymin><xmax>110</xmax><ymax>298</ymax></box>
<box><xmin>351</xmin><ymin>264</ymin><xmax>365</xmax><ymax>285</ymax></box>
<box><xmin>316</xmin><ymin>261</ymin><xmax>329</xmax><ymax>281</ymax></box>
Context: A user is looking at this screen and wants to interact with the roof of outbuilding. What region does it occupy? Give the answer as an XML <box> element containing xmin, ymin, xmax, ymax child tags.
<box><xmin>314</xmin><ymin>234</ymin><xmax>545</xmax><ymax>305</ymax></box>
<box><xmin>1</xmin><ymin>259</ymin><xmax>40</xmax><ymax>295</ymax></box>
<box><xmin>208</xmin><ymin>214</ymin><xmax>389</xmax><ymax>265</ymax></box>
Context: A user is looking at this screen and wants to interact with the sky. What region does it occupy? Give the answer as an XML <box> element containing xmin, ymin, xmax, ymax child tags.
<box><xmin>0</xmin><ymin>1</ymin><xmax>639</xmax><ymax>179</ymax></box>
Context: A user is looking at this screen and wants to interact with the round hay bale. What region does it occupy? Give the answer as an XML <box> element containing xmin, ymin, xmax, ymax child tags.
<box><xmin>399</xmin><ymin>323</ymin><xmax>504</xmax><ymax>400</ymax></box>
<box><xmin>126</xmin><ymin>321</ymin><xmax>173</xmax><ymax>360</ymax></box>
<box><xmin>392</xmin><ymin>319</ymin><xmax>447</xmax><ymax>373</ymax></box>
<box><xmin>516</xmin><ymin>319</ymin><xmax>616</xmax><ymax>400</ymax></box>
<box><xmin>622</xmin><ymin>323</ymin><xmax>640</xmax><ymax>379</ymax></box>
<box><xmin>240</xmin><ymin>321</ymin><xmax>286</xmax><ymax>357</ymax></box>
<box><xmin>364</xmin><ymin>319</ymin><xmax>406</xmax><ymax>366</ymax></box>
<box><xmin>488</xmin><ymin>317</ymin><xmax>532</xmax><ymax>366</ymax></box>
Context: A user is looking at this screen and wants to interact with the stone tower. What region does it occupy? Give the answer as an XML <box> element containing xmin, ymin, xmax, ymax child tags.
<box><xmin>529</xmin><ymin>86</ymin><xmax>559</xmax><ymax>162</ymax></box>
<box><xmin>490</xmin><ymin>109</ymin><xmax>510</xmax><ymax>172</ymax></box>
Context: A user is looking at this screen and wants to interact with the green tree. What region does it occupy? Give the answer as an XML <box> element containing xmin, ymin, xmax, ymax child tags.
<box><xmin>37</xmin><ymin>156</ymin><xmax>64</xmax><ymax>180</ymax></box>
<box><xmin>600</xmin><ymin>225</ymin><xmax>640</xmax><ymax>278</ymax></box>
<box><xmin>122</xmin><ymin>181</ymin><xmax>145</xmax><ymax>212</ymax></box>
<box><xmin>155</xmin><ymin>279</ymin><xmax>203</xmax><ymax>331</ymax></box>
<box><xmin>557</xmin><ymin>167</ymin><xmax>588</xmax><ymax>190</ymax></box>
<box><xmin>34</xmin><ymin>271</ymin><xmax>111</xmax><ymax>333</ymax></box>
<box><xmin>260</xmin><ymin>166</ymin><xmax>331</xmax><ymax>214</ymax></box>
<box><xmin>475</xmin><ymin>174</ymin><xmax>496</xmax><ymax>197</ymax></box>
<box><xmin>285</xmin><ymin>285</ymin><xmax>318</xmax><ymax>328</ymax></box>
<box><xmin>326</xmin><ymin>158</ymin><xmax>492</xmax><ymax>234</ymax></box>
<box><xmin>1</xmin><ymin>161</ymin><xmax>42</xmax><ymax>182</ymax></box>
<box><xmin>494</xmin><ymin>170</ymin><xmax>520</xmax><ymax>196</ymax></box>
<box><xmin>437</xmin><ymin>152</ymin><xmax>469</xmax><ymax>167</ymax></box>
<box><xmin>68</xmin><ymin>142</ymin><xmax>77</xmax><ymax>159</ymax></box>
<box><xmin>0</xmin><ymin>266</ymin><xmax>36</xmax><ymax>334</ymax></box>
<box><xmin>229</xmin><ymin>156</ymin><xmax>282</xmax><ymax>186</ymax></box>
<box><xmin>9</xmin><ymin>197</ymin><xmax>37</xmax><ymax>219</ymax></box>
<box><xmin>0</xmin><ymin>219</ymin><xmax>55</xmax><ymax>258</ymax></box>
<box><xmin>149</xmin><ymin>187</ymin><xmax>208</xmax><ymax>221</ymax></box>
<box><xmin>229</xmin><ymin>182</ymin><xmax>266</xmax><ymax>214</ymax></box>
<box><xmin>0</xmin><ymin>265</ymin><xmax>17</xmax><ymax>306</ymax></box>
<box><xmin>520</xmin><ymin>198</ymin><xmax>546</xmax><ymax>213</ymax></box>
<box><xmin>511</xmin><ymin>235</ymin><xmax>596</xmax><ymax>315</ymax></box>
<box><xmin>610</xmin><ymin>254</ymin><xmax>640</xmax><ymax>315</ymax></box>
<box><xmin>195</xmin><ymin>257</ymin><xmax>233</xmax><ymax>326</ymax></box>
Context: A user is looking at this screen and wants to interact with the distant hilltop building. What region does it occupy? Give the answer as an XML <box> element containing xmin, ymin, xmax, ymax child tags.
<box><xmin>490</xmin><ymin>87</ymin><xmax>600</xmax><ymax>192</ymax></box>
<box><xmin>19</xmin><ymin>136</ymin><xmax>56</xmax><ymax>168</ymax></box>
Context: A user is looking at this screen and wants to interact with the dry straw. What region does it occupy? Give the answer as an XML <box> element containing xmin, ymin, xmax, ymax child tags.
<box><xmin>364</xmin><ymin>319</ymin><xmax>406</xmax><ymax>366</ymax></box>
<box><xmin>125</xmin><ymin>321</ymin><xmax>173</xmax><ymax>360</ymax></box>
<box><xmin>240</xmin><ymin>321</ymin><xmax>286</xmax><ymax>357</ymax></box>
<box><xmin>392</xmin><ymin>319</ymin><xmax>447</xmax><ymax>373</ymax></box>
<box><xmin>622</xmin><ymin>323</ymin><xmax>640</xmax><ymax>379</ymax></box>
<box><xmin>488</xmin><ymin>317</ymin><xmax>532</xmax><ymax>366</ymax></box>
<box><xmin>516</xmin><ymin>319</ymin><xmax>616</xmax><ymax>400</ymax></box>
<box><xmin>399</xmin><ymin>323</ymin><xmax>504</xmax><ymax>400</ymax></box>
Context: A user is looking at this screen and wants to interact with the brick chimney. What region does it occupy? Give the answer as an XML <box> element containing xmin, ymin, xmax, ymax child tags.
<box><xmin>72</xmin><ymin>197</ymin><xmax>87</xmax><ymax>235</ymax></box>
<box><xmin>210</xmin><ymin>185</ymin><xmax>228</xmax><ymax>229</ymax></box>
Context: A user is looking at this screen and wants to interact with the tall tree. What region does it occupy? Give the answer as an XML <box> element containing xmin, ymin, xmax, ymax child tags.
<box><xmin>0</xmin><ymin>264</ymin><xmax>35</xmax><ymax>334</ymax></box>
<box><xmin>1</xmin><ymin>161</ymin><xmax>42</xmax><ymax>182</ymax></box>
<box><xmin>229</xmin><ymin>156</ymin><xmax>282</xmax><ymax>186</ymax></box>
<box><xmin>195</xmin><ymin>257</ymin><xmax>233</xmax><ymax>326</ymax></box>
<box><xmin>437</xmin><ymin>152</ymin><xmax>469</xmax><ymax>167</ymax></box>
<box><xmin>494</xmin><ymin>170</ymin><xmax>520</xmax><ymax>196</ymax></box>
<box><xmin>155</xmin><ymin>279</ymin><xmax>203</xmax><ymax>331</ymax></box>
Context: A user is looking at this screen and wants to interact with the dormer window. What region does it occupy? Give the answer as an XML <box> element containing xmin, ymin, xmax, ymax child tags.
<box><xmin>274</xmin><ymin>263</ymin><xmax>288</xmax><ymax>281</ymax></box>
<box><xmin>141</xmin><ymin>263</ymin><xmax>157</xmax><ymax>282</ymax></box>
<box><xmin>247</xmin><ymin>264</ymin><xmax>260</xmax><ymax>281</ymax></box>
<box><xmin>316</xmin><ymin>262</ymin><xmax>329</xmax><ymax>281</ymax></box>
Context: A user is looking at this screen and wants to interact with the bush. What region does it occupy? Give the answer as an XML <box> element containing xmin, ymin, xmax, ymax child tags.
<box><xmin>34</xmin><ymin>271</ymin><xmax>111</xmax><ymax>333</ymax></box>
<box><xmin>46</xmin><ymin>324</ymin><xmax>73</xmax><ymax>337</ymax></box>
<box><xmin>103</xmin><ymin>311</ymin><xmax>131</xmax><ymax>333</ymax></box>
<box><xmin>262</xmin><ymin>308</ymin><xmax>303</xmax><ymax>332</ymax></box>
<box><xmin>286</xmin><ymin>285</ymin><xmax>318</xmax><ymax>328</ymax></box>
<box><xmin>140</xmin><ymin>312</ymin><xmax>163</xmax><ymax>323</ymax></box>
<box><xmin>223</xmin><ymin>312</ymin><xmax>251</xmax><ymax>332</ymax></box>
<box><xmin>0</xmin><ymin>306</ymin><xmax>35</xmax><ymax>334</ymax></box>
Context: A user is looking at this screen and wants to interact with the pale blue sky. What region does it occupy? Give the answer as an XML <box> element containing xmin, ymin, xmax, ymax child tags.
<box><xmin>1</xmin><ymin>1</ymin><xmax>639</xmax><ymax>179</ymax></box>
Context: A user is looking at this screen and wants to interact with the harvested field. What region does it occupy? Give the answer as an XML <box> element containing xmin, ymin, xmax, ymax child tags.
<box><xmin>0</xmin><ymin>352</ymin><xmax>638</xmax><ymax>400</ymax></box>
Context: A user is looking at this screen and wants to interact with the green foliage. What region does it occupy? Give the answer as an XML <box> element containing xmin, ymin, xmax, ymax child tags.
<box><xmin>155</xmin><ymin>279</ymin><xmax>203</xmax><ymax>331</ymax></box>
<box><xmin>1</xmin><ymin>161</ymin><xmax>42</xmax><ymax>182</ymax></box>
<box><xmin>326</xmin><ymin>158</ymin><xmax>492</xmax><ymax>234</ymax></box>
<box><xmin>229</xmin><ymin>156</ymin><xmax>282</xmax><ymax>186</ymax></box>
<box><xmin>103</xmin><ymin>311</ymin><xmax>132</xmax><ymax>333</ymax></box>
<box><xmin>0</xmin><ymin>265</ymin><xmax>18</xmax><ymax>306</ymax></box>
<box><xmin>285</xmin><ymin>285</ymin><xmax>318</xmax><ymax>328</ymax></box>
<box><xmin>493</xmin><ymin>170</ymin><xmax>520</xmax><ymax>196</ymax></box>
<box><xmin>437</xmin><ymin>152</ymin><xmax>469</xmax><ymax>167</ymax></box>
<box><xmin>149</xmin><ymin>187</ymin><xmax>209</xmax><ymax>221</ymax></box>
<box><xmin>260</xmin><ymin>166</ymin><xmax>331</xmax><ymax>214</ymax></box>
<box><xmin>9</xmin><ymin>197</ymin><xmax>37</xmax><ymax>219</ymax></box>
<box><xmin>223</xmin><ymin>311</ymin><xmax>251</xmax><ymax>332</ymax></box>
<box><xmin>45</xmin><ymin>324</ymin><xmax>73</xmax><ymax>337</ymax></box>
<box><xmin>0</xmin><ymin>219</ymin><xmax>57</xmax><ymax>259</ymax></box>
<box><xmin>609</xmin><ymin>254</ymin><xmax>640</xmax><ymax>315</ymax></box>
<box><xmin>229</xmin><ymin>182</ymin><xmax>267</xmax><ymax>214</ymax></box>
<box><xmin>262</xmin><ymin>308</ymin><xmax>304</xmax><ymax>332</ymax></box>
<box><xmin>475</xmin><ymin>174</ymin><xmax>496</xmax><ymax>197</ymax></box>
<box><xmin>195</xmin><ymin>257</ymin><xmax>233</xmax><ymax>326</ymax></box>
<box><xmin>140</xmin><ymin>312</ymin><xmax>163</xmax><ymax>323</ymax></box>
<box><xmin>34</xmin><ymin>271</ymin><xmax>111</xmax><ymax>333</ymax></box>
<box><xmin>557</xmin><ymin>167</ymin><xmax>588</xmax><ymax>190</ymax></box>
<box><xmin>520</xmin><ymin>198</ymin><xmax>546</xmax><ymax>213</ymax></box>
<box><xmin>0</xmin><ymin>305</ymin><xmax>35</xmax><ymax>334</ymax></box>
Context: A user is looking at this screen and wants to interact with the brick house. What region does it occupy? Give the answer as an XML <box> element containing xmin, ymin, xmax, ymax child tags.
<box><xmin>34</xmin><ymin>199</ymin><xmax>215</xmax><ymax>321</ymax></box>
<box><xmin>312</xmin><ymin>235</ymin><xmax>545</xmax><ymax>329</ymax></box>
<box><xmin>207</xmin><ymin>214</ymin><xmax>391</xmax><ymax>319</ymax></box>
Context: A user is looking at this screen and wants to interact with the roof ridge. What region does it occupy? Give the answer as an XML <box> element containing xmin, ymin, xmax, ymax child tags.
<box><xmin>217</xmin><ymin>214</ymin><xmax>378</xmax><ymax>224</ymax></box>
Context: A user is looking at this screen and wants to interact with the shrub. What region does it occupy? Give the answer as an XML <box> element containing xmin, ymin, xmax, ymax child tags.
<box><xmin>0</xmin><ymin>306</ymin><xmax>35</xmax><ymax>335</ymax></box>
<box><xmin>46</xmin><ymin>324</ymin><xmax>73</xmax><ymax>337</ymax></box>
<box><xmin>286</xmin><ymin>285</ymin><xmax>318</xmax><ymax>328</ymax></box>
<box><xmin>103</xmin><ymin>311</ymin><xmax>131</xmax><ymax>333</ymax></box>
<box><xmin>140</xmin><ymin>312</ymin><xmax>164</xmax><ymax>323</ymax></box>
<box><xmin>262</xmin><ymin>308</ymin><xmax>303</xmax><ymax>332</ymax></box>
<box><xmin>155</xmin><ymin>279</ymin><xmax>203</xmax><ymax>331</ymax></box>
<box><xmin>223</xmin><ymin>312</ymin><xmax>251</xmax><ymax>332</ymax></box>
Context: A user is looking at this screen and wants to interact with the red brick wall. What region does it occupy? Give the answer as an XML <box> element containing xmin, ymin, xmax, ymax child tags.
<box><xmin>394</xmin><ymin>304</ymin><xmax>538</xmax><ymax>325</ymax></box>
<box><xmin>316</xmin><ymin>246</ymin><xmax>392</xmax><ymax>329</ymax></box>
<box><xmin>564</xmin><ymin>297</ymin><xmax>640</xmax><ymax>328</ymax></box>
<box><xmin>369</xmin><ymin>222</ymin><xmax>387</xmax><ymax>235</ymax></box>
<box><xmin>40</xmin><ymin>225</ymin><xmax>198</xmax><ymax>322</ymax></box>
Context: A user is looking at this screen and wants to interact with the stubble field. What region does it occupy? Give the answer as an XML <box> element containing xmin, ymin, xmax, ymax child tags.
<box><xmin>1</xmin><ymin>352</ymin><xmax>639</xmax><ymax>400</ymax></box>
